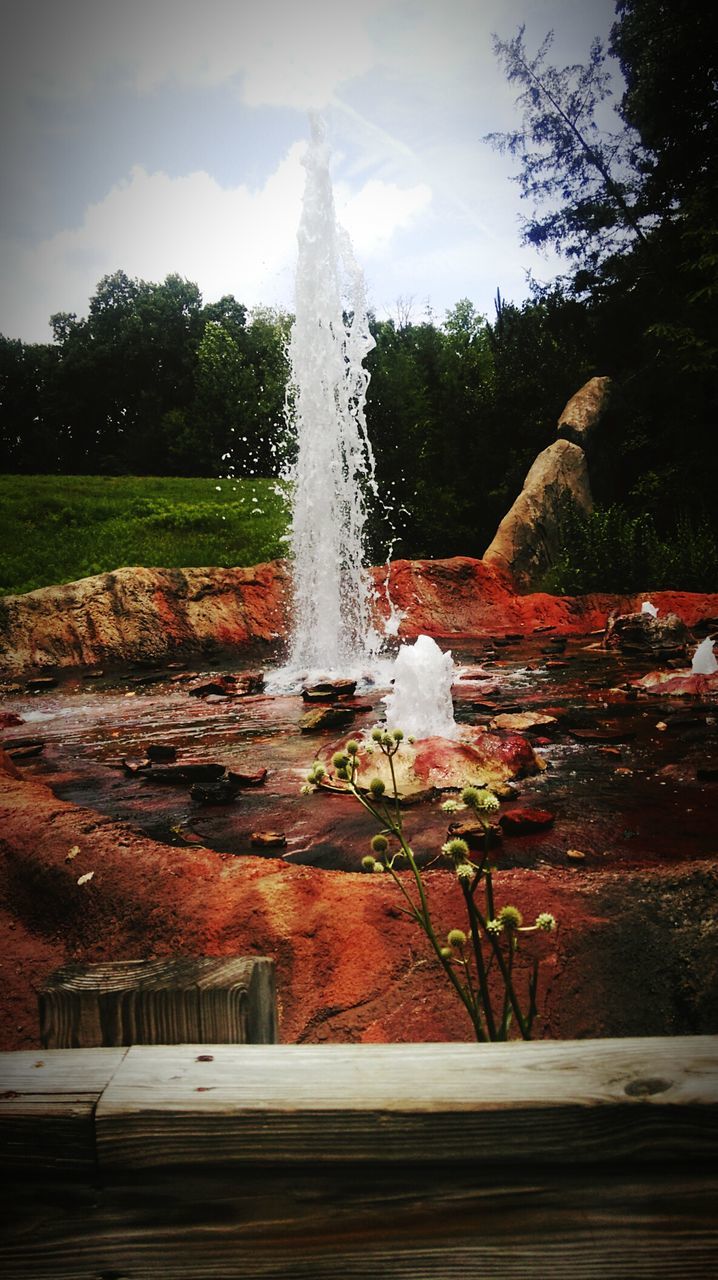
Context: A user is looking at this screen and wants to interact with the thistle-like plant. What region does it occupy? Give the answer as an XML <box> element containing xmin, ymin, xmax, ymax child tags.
<box><xmin>305</xmin><ymin>730</ymin><xmax>556</xmax><ymax>1042</ymax></box>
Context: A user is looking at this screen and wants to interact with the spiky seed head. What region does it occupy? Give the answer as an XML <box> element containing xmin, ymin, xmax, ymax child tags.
<box><xmin>369</xmin><ymin>777</ymin><xmax>386</xmax><ymax>797</ymax></box>
<box><xmin>447</xmin><ymin>928</ymin><xmax>467</xmax><ymax>948</ymax></box>
<box><xmin>371</xmin><ymin>727</ymin><xmax>384</xmax><ymax>742</ymax></box>
<box><xmin>361</xmin><ymin>855</ymin><xmax>376</xmax><ymax>872</ymax></box>
<box><xmin>332</xmin><ymin>751</ymin><xmax>348</xmax><ymax>769</ymax></box>
<box><xmin>456</xmin><ymin>862</ymin><xmax>474</xmax><ymax>882</ymax></box>
<box><xmin>372</xmin><ymin>860</ymin><xmax>385</xmax><ymax>873</ymax></box>
<box><xmin>312</xmin><ymin>763</ymin><xmax>326</xmax><ymax>780</ymax></box>
<box><xmin>536</xmin><ymin>912</ymin><xmax>556</xmax><ymax>932</ymax></box>
<box><xmin>345</xmin><ymin>740</ymin><xmax>360</xmax><ymax>756</ymax></box>
<box><xmin>442</xmin><ymin>838</ymin><xmax>470</xmax><ymax>862</ymax></box>
<box><xmin>440</xmin><ymin>946</ymin><xmax>453</xmax><ymax>959</ymax></box>
<box><xmin>371</xmin><ymin>834</ymin><xmax>389</xmax><ymax>854</ymax></box>
<box><xmin>392</xmin><ymin>728</ymin><xmax>404</xmax><ymax>741</ymax></box>
<box><xmin>499</xmin><ymin>905</ymin><xmax>523</xmax><ymax>931</ymax></box>
<box><xmin>487</xmin><ymin>918</ymin><xmax>503</xmax><ymax>934</ymax></box>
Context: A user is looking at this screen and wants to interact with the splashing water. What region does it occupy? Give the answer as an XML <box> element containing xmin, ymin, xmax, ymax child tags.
<box><xmin>282</xmin><ymin>115</ymin><xmax>379</xmax><ymax>678</ymax></box>
<box><xmin>691</xmin><ymin>636</ymin><xmax>718</xmax><ymax>675</ymax></box>
<box><xmin>383</xmin><ymin>634</ymin><xmax>459</xmax><ymax>740</ymax></box>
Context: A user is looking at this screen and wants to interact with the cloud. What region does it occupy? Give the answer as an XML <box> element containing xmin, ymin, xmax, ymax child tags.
<box><xmin>0</xmin><ymin>143</ymin><xmax>433</xmax><ymax>341</ymax></box>
<box><xmin>2</xmin><ymin>0</ymin><xmax>390</xmax><ymax>110</ymax></box>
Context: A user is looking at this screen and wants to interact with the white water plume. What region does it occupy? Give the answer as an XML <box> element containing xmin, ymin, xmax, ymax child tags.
<box><xmin>383</xmin><ymin>634</ymin><xmax>459</xmax><ymax>740</ymax></box>
<box><xmin>281</xmin><ymin>114</ymin><xmax>379</xmax><ymax>678</ymax></box>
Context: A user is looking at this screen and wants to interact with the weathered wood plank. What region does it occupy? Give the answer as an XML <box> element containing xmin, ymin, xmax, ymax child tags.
<box><xmin>1</xmin><ymin>1163</ymin><xmax>716</xmax><ymax>1279</ymax></box>
<box><xmin>0</xmin><ymin>1048</ymin><xmax>126</xmax><ymax>1170</ymax></box>
<box><xmin>96</xmin><ymin>1037</ymin><xmax>718</xmax><ymax>1168</ymax></box>
<box><xmin>39</xmin><ymin>954</ymin><xmax>278</xmax><ymax>1048</ymax></box>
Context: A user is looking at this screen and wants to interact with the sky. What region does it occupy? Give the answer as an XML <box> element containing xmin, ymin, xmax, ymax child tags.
<box><xmin>0</xmin><ymin>0</ymin><xmax>622</xmax><ymax>344</ymax></box>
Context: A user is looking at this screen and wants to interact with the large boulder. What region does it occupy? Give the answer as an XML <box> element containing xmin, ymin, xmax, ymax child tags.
<box><xmin>556</xmin><ymin>376</ymin><xmax>612</xmax><ymax>452</ymax></box>
<box><xmin>0</xmin><ymin>562</ymin><xmax>291</xmax><ymax>675</ymax></box>
<box><xmin>482</xmin><ymin>439</ymin><xmax>593</xmax><ymax>591</ymax></box>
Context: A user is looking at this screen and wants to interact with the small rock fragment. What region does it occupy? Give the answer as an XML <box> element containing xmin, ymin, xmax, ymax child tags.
<box><xmin>251</xmin><ymin>831</ymin><xmax>287</xmax><ymax>848</ymax></box>
<box><xmin>499</xmin><ymin>807</ymin><xmax>555</xmax><ymax>835</ymax></box>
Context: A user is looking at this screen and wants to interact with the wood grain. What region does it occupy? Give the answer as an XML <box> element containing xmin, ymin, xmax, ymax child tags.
<box><xmin>96</xmin><ymin>1037</ymin><xmax>718</xmax><ymax>1167</ymax></box>
<box><xmin>1</xmin><ymin>1038</ymin><xmax>717</xmax><ymax>1278</ymax></box>
<box><xmin>38</xmin><ymin>954</ymin><xmax>278</xmax><ymax>1048</ymax></box>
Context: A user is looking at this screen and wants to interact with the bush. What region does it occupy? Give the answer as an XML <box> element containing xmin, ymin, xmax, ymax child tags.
<box><xmin>543</xmin><ymin>503</ymin><xmax>718</xmax><ymax>594</ymax></box>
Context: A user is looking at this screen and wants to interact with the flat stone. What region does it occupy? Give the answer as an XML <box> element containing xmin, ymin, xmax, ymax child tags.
<box><xmin>26</xmin><ymin>676</ymin><xmax>58</xmax><ymax>691</ymax></box>
<box><xmin>230</xmin><ymin>768</ymin><xmax>268</xmax><ymax>787</ymax></box>
<box><xmin>570</xmin><ymin>727</ymin><xmax>636</xmax><ymax>743</ymax></box>
<box><xmin>251</xmin><ymin>831</ymin><xmax>287</xmax><ymax>848</ymax></box>
<box><xmin>302</xmin><ymin>679</ymin><xmax>357</xmax><ymax>703</ymax></box>
<box><xmin>143</xmin><ymin>762</ymin><xmax>229</xmax><ymax>785</ymax></box>
<box><xmin>299</xmin><ymin>705</ymin><xmax>356</xmax><ymax>732</ymax></box>
<box><xmin>500</xmin><ymin>807</ymin><xmax>555</xmax><ymax>835</ymax></box>
<box><xmin>446</xmin><ymin>819</ymin><xmax>502</xmax><ymax>850</ymax></box>
<box><xmin>190</xmin><ymin>778</ymin><xmax>239</xmax><ymax>805</ymax></box>
<box><xmin>491</xmin><ymin>712</ymin><xmax>558</xmax><ymax>733</ymax></box>
<box><xmin>146</xmin><ymin>744</ymin><xmax>177</xmax><ymax>762</ymax></box>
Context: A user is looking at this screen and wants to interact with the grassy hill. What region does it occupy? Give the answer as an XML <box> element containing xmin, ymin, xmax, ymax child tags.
<box><xmin>0</xmin><ymin>475</ymin><xmax>290</xmax><ymax>596</ymax></box>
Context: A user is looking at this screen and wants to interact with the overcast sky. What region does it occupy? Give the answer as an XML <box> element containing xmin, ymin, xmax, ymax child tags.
<box><xmin>1</xmin><ymin>0</ymin><xmax>621</xmax><ymax>343</ymax></box>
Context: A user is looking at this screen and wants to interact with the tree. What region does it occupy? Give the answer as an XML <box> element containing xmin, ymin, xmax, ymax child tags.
<box><xmin>486</xmin><ymin>26</ymin><xmax>650</xmax><ymax>279</ymax></box>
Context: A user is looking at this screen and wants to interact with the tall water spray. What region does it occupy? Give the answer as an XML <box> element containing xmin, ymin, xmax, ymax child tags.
<box><xmin>284</xmin><ymin>115</ymin><xmax>379</xmax><ymax>675</ymax></box>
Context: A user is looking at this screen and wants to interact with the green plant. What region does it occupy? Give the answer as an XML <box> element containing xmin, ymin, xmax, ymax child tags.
<box><xmin>305</xmin><ymin>732</ymin><xmax>556</xmax><ymax>1042</ymax></box>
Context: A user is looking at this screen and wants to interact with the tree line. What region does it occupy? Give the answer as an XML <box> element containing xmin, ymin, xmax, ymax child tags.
<box><xmin>1</xmin><ymin>0</ymin><xmax>716</xmax><ymax>567</ymax></box>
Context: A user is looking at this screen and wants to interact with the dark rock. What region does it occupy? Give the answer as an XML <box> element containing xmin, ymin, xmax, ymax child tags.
<box><xmin>188</xmin><ymin>680</ymin><xmax>233</xmax><ymax>698</ymax></box>
<box><xmin>697</xmin><ymin>763</ymin><xmax>718</xmax><ymax>782</ymax></box>
<box><xmin>0</xmin><ymin>712</ymin><xmax>25</xmax><ymax>728</ymax></box>
<box><xmin>26</xmin><ymin>676</ymin><xmax>58</xmax><ymax>691</ymax></box>
<box><xmin>302</xmin><ymin>679</ymin><xmax>357</xmax><ymax>702</ymax></box>
<box><xmin>604</xmin><ymin>611</ymin><xmax>690</xmax><ymax>657</ymax></box>
<box><xmin>190</xmin><ymin>777</ymin><xmax>239</xmax><ymax>805</ymax></box>
<box><xmin>143</xmin><ymin>762</ymin><xmax>228</xmax><ymax>785</ymax></box>
<box><xmin>570</xmin><ymin>727</ymin><xmax>636</xmax><ymax>743</ymax></box>
<box><xmin>232</xmin><ymin>671</ymin><xmax>265</xmax><ymax>696</ymax></box>
<box><xmin>500</xmin><ymin>807</ymin><xmax>555</xmax><ymax>835</ymax></box>
<box><xmin>229</xmin><ymin>768</ymin><xmax>268</xmax><ymax>788</ymax></box>
<box><xmin>8</xmin><ymin>743</ymin><xmax>44</xmax><ymax>761</ymax></box>
<box><xmin>121</xmin><ymin>758</ymin><xmax>150</xmax><ymax>775</ymax></box>
<box><xmin>146</xmin><ymin>744</ymin><xmax>177</xmax><ymax>762</ymax></box>
<box><xmin>251</xmin><ymin>830</ymin><xmax>287</xmax><ymax>848</ymax></box>
<box><xmin>299</xmin><ymin>705</ymin><xmax>356</xmax><ymax>733</ymax></box>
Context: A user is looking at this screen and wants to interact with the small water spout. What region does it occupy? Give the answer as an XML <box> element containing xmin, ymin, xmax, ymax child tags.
<box><xmin>691</xmin><ymin>636</ymin><xmax>718</xmax><ymax>675</ymax></box>
<box><xmin>383</xmin><ymin>635</ymin><xmax>459</xmax><ymax>740</ymax></box>
<box><xmin>641</xmin><ymin>601</ymin><xmax>659</xmax><ymax>618</ymax></box>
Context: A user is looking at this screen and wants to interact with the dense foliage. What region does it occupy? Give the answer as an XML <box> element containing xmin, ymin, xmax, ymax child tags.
<box><xmin>1</xmin><ymin>1</ymin><xmax>716</xmax><ymax>590</ymax></box>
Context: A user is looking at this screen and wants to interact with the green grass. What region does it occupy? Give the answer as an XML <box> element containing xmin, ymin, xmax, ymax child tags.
<box><xmin>0</xmin><ymin>475</ymin><xmax>291</xmax><ymax>596</ymax></box>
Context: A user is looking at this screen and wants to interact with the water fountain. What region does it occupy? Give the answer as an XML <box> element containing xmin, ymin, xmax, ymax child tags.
<box><xmin>383</xmin><ymin>634</ymin><xmax>459</xmax><ymax>740</ymax></box>
<box><xmin>281</xmin><ymin>114</ymin><xmax>380</xmax><ymax>681</ymax></box>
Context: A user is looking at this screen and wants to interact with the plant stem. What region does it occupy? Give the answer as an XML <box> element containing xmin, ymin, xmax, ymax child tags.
<box><xmin>461</xmin><ymin>881</ymin><xmax>498</xmax><ymax>1040</ymax></box>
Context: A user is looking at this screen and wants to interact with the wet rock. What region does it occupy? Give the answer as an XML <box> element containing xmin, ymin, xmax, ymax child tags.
<box><xmin>633</xmin><ymin>669</ymin><xmax>718</xmax><ymax>697</ymax></box>
<box><xmin>190</xmin><ymin>777</ymin><xmax>239</xmax><ymax>805</ymax></box>
<box><xmin>569</xmin><ymin>727</ymin><xmax>636</xmax><ymax>743</ymax></box>
<box><xmin>500</xmin><ymin>807</ymin><xmax>556</xmax><ymax>835</ymax></box>
<box><xmin>250</xmin><ymin>830</ymin><xmax>287</xmax><ymax>849</ymax></box>
<box><xmin>8</xmin><ymin>743</ymin><xmax>44</xmax><ymax>761</ymax></box>
<box><xmin>697</xmin><ymin>762</ymin><xmax>718</xmax><ymax>782</ymax></box>
<box><xmin>189</xmin><ymin>679</ymin><xmax>234</xmax><ymax>698</ymax></box>
<box><xmin>0</xmin><ymin>746</ymin><xmax>24</xmax><ymax>779</ymax></box>
<box><xmin>302</xmin><ymin>679</ymin><xmax>357</xmax><ymax>702</ymax></box>
<box><xmin>320</xmin><ymin>729</ymin><xmax>543</xmax><ymax>800</ymax></box>
<box><xmin>544</xmin><ymin>659</ymin><xmax>569</xmax><ymax>669</ymax></box>
<box><xmin>446</xmin><ymin>819</ymin><xmax>502</xmax><ymax>850</ymax></box>
<box><xmin>604</xmin><ymin>611</ymin><xmax>690</xmax><ymax>658</ymax></box>
<box><xmin>299</xmin><ymin>705</ymin><xmax>356</xmax><ymax>733</ymax></box>
<box><xmin>491</xmin><ymin>712</ymin><xmax>558</xmax><ymax>733</ymax></box>
<box><xmin>145</xmin><ymin>744</ymin><xmax>177</xmax><ymax>763</ymax></box>
<box><xmin>232</xmin><ymin>768</ymin><xmax>268</xmax><ymax>788</ymax></box>
<box><xmin>26</xmin><ymin>676</ymin><xmax>58</xmax><ymax>691</ymax></box>
<box><xmin>233</xmin><ymin>671</ymin><xmax>265</xmax><ymax>696</ymax></box>
<box><xmin>0</xmin><ymin>711</ymin><xmax>24</xmax><ymax>728</ymax></box>
<box><xmin>121</xmin><ymin>758</ymin><xmax>150</xmax><ymax>775</ymax></box>
<box><xmin>143</xmin><ymin>762</ymin><xmax>228</xmax><ymax>785</ymax></box>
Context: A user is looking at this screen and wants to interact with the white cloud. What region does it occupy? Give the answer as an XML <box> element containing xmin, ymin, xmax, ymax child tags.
<box><xmin>0</xmin><ymin>144</ymin><xmax>434</xmax><ymax>341</ymax></box>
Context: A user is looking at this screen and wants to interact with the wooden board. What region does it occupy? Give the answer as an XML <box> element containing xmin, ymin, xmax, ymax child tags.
<box><xmin>1</xmin><ymin>1038</ymin><xmax>717</xmax><ymax>1278</ymax></box>
<box><xmin>0</xmin><ymin>1048</ymin><xmax>126</xmax><ymax>1171</ymax></box>
<box><xmin>38</xmin><ymin>955</ymin><xmax>278</xmax><ymax>1048</ymax></box>
<box><xmin>95</xmin><ymin>1037</ymin><xmax>718</xmax><ymax>1168</ymax></box>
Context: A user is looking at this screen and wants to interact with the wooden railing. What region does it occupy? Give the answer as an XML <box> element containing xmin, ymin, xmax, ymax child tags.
<box><xmin>1</xmin><ymin>1037</ymin><xmax>717</xmax><ymax>1278</ymax></box>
